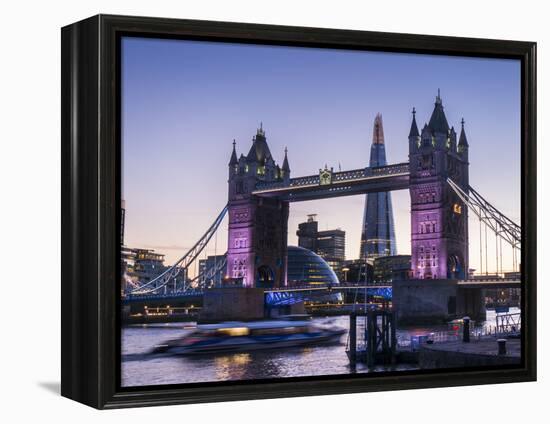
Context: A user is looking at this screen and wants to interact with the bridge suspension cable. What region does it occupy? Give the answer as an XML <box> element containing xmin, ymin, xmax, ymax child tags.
<box><xmin>448</xmin><ymin>178</ymin><xmax>520</xmax><ymax>276</ymax></box>
<box><xmin>129</xmin><ymin>204</ymin><xmax>228</xmax><ymax>295</ymax></box>
<box><xmin>187</xmin><ymin>255</ymin><xmax>227</xmax><ymax>288</ymax></box>
<box><xmin>447</xmin><ymin>178</ymin><xmax>520</xmax><ymax>250</ymax></box>
<box><xmin>129</xmin><ymin>255</ymin><xmax>227</xmax><ymax>297</ymax></box>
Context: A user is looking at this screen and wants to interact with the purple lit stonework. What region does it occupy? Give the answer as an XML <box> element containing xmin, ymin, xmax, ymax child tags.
<box><xmin>408</xmin><ymin>93</ymin><xmax>469</xmax><ymax>279</ymax></box>
<box><xmin>227</xmin><ymin>126</ymin><xmax>290</xmax><ymax>288</ymax></box>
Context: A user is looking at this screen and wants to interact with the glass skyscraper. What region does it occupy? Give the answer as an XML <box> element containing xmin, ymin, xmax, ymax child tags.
<box><xmin>359</xmin><ymin>114</ymin><xmax>397</xmax><ymax>261</ymax></box>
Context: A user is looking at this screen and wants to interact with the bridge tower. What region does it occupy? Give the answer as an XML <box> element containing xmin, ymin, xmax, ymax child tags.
<box><xmin>408</xmin><ymin>92</ymin><xmax>469</xmax><ymax>279</ymax></box>
<box><xmin>227</xmin><ymin>125</ymin><xmax>290</xmax><ymax>288</ymax></box>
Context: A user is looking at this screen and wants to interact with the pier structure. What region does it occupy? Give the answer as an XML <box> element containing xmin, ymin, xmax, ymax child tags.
<box><xmin>348</xmin><ymin>310</ymin><xmax>397</xmax><ymax>367</ymax></box>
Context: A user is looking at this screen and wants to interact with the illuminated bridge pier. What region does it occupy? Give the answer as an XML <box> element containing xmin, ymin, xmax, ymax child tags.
<box><xmin>392</xmin><ymin>278</ymin><xmax>521</xmax><ymax>325</ymax></box>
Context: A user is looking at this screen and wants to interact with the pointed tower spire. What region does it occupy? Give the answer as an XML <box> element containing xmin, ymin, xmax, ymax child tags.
<box><xmin>247</xmin><ymin>124</ymin><xmax>272</xmax><ymax>163</ymax></box>
<box><xmin>282</xmin><ymin>147</ymin><xmax>290</xmax><ymax>173</ymax></box>
<box><xmin>257</xmin><ymin>121</ymin><xmax>265</xmax><ymax>137</ymax></box>
<box><xmin>428</xmin><ymin>89</ymin><xmax>449</xmax><ymax>134</ymax></box>
<box><xmin>409</xmin><ymin>107</ymin><xmax>420</xmax><ymax>137</ymax></box>
<box><xmin>458</xmin><ymin>118</ymin><xmax>469</xmax><ymax>150</ymax></box>
<box><xmin>229</xmin><ymin>139</ymin><xmax>238</xmax><ymax>166</ymax></box>
<box><xmin>372</xmin><ymin>113</ymin><xmax>385</xmax><ymax>144</ymax></box>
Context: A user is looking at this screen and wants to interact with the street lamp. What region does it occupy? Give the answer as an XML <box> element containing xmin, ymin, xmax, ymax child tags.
<box><xmin>342</xmin><ymin>267</ymin><xmax>350</xmax><ymax>283</ymax></box>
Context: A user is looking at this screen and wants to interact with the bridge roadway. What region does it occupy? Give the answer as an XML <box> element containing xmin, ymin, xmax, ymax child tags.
<box><xmin>122</xmin><ymin>284</ymin><xmax>388</xmax><ymax>304</ymax></box>
<box><xmin>264</xmin><ymin>283</ymin><xmax>390</xmax><ymax>292</ymax></box>
<box><xmin>122</xmin><ymin>290</ymin><xmax>204</xmax><ymax>305</ymax></box>
<box><xmin>456</xmin><ymin>279</ymin><xmax>521</xmax><ymax>289</ymax></box>
<box><xmin>123</xmin><ymin>279</ymin><xmax>520</xmax><ymax>305</ymax></box>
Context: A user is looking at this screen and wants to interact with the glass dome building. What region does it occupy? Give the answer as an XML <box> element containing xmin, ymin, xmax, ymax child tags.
<box><xmin>286</xmin><ymin>246</ymin><xmax>340</xmax><ymax>286</ymax></box>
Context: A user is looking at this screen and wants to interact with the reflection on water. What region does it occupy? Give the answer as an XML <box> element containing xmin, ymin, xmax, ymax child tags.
<box><xmin>121</xmin><ymin>309</ymin><xmax>519</xmax><ymax>387</ymax></box>
<box><xmin>215</xmin><ymin>353</ymin><xmax>252</xmax><ymax>380</ymax></box>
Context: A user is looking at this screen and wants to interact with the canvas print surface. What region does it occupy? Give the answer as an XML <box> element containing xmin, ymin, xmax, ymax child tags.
<box><xmin>120</xmin><ymin>37</ymin><xmax>522</xmax><ymax>387</ymax></box>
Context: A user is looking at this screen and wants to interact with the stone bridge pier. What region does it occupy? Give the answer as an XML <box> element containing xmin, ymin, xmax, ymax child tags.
<box><xmin>392</xmin><ymin>279</ymin><xmax>485</xmax><ymax>325</ymax></box>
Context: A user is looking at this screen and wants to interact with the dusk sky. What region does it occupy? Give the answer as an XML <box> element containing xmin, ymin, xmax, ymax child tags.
<box><xmin>122</xmin><ymin>36</ymin><xmax>521</xmax><ymax>277</ymax></box>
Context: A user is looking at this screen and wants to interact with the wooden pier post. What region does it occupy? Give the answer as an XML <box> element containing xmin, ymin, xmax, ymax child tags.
<box><xmin>349</xmin><ymin>313</ymin><xmax>357</xmax><ymax>364</ymax></box>
<box><xmin>390</xmin><ymin>311</ymin><xmax>397</xmax><ymax>364</ymax></box>
<box><xmin>463</xmin><ymin>316</ymin><xmax>471</xmax><ymax>343</ymax></box>
<box><xmin>367</xmin><ymin>311</ymin><xmax>375</xmax><ymax>368</ymax></box>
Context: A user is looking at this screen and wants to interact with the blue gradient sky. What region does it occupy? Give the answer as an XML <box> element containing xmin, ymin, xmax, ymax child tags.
<box><xmin>122</xmin><ymin>37</ymin><xmax>521</xmax><ymax>276</ymax></box>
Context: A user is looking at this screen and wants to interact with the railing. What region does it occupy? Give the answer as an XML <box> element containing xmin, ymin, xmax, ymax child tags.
<box><xmin>124</xmin><ymin>289</ymin><xmax>205</xmax><ymax>301</ymax></box>
<box><xmin>398</xmin><ymin>321</ymin><xmax>521</xmax><ymax>350</ymax></box>
<box><xmin>495</xmin><ymin>312</ymin><xmax>521</xmax><ymax>335</ymax></box>
<box><xmin>465</xmin><ymin>271</ymin><xmax>521</xmax><ymax>281</ymax></box>
<box><xmin>266</xmin><ymin>281</ymin><xmax>392</xmax><ymax>292</ymax></box>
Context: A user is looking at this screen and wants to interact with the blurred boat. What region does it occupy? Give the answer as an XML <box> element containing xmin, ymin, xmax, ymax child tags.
<box><xmin>152</xmin><ymin>319</ymin><xmax>345</xmax><ymax>355</ymax></box>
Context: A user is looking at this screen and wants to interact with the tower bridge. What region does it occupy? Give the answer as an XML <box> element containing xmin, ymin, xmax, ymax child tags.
<box><xmin>227</xmin><ymin>93</ymin><xmax>470</xmax><ymax>288</ymax></box>
<box><xmin>126</xmin><ymin>93</ymin><xmax>521</xmax><ymax>324</ymax></box>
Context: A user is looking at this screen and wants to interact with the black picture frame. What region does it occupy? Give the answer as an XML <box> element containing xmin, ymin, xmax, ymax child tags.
<box><xmin>61</xmin><ymin>14</ymin><xmax>537</xmax><ymax>409</ymax></box>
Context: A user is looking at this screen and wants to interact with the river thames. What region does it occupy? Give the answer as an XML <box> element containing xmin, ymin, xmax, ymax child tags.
<box><xmin>121</xmin><ymin>309</ymin><xmax>516</xmax><ymax>387</ymax></box>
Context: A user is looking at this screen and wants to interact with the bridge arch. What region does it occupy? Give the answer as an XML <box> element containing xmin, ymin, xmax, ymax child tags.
<box><xmin>447</xmin><ymin>254</ymin><xmax>464</xmax><ymax>279</ymax></box>
<box><xmin>256</xmin><ymin>265</ymin><xmax>275</xmax><ymax>288</ymax></box>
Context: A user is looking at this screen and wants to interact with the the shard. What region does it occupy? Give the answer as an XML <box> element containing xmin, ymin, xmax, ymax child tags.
<box><xmin>359</xmin><ymin>114</ymin><xmax>397</xmax><ymax>261</ymax></box>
